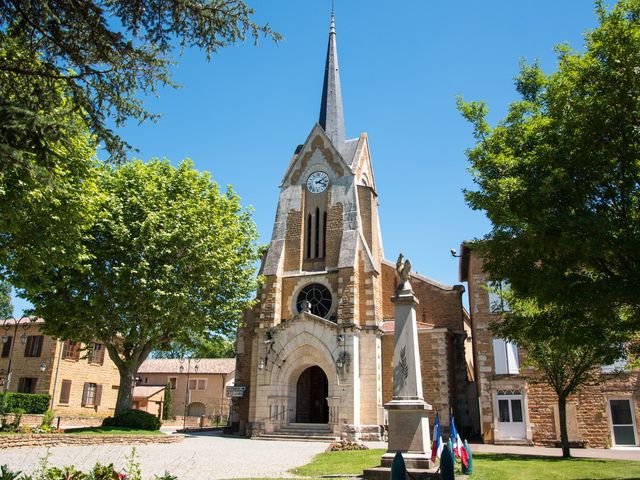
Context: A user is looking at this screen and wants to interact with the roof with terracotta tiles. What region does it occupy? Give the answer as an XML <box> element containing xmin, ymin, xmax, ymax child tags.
<box><xmin>138</xmin><ymin>358</ymin><xmax>235</xmax><ymax>375</ymax></box>
<box><xmin>132</xmin><ymin>385</ymin><xmax>165</xmax><ymax>399</ymax></box>
<box><xmin>380</xmin><ymin>320</ymin><xmax>435</xmax><ymax>333</ymax></box>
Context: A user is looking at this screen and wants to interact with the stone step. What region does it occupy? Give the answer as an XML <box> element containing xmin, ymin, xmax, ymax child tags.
<box><xmin>256</xmin><ymin>433</ymin><xmax>339</xmax><ymax>442</ymax></box>
<box><xmin>278</xmin><ymin>424</ymin><xmax>331</xmax><ymax>431</ymax></box>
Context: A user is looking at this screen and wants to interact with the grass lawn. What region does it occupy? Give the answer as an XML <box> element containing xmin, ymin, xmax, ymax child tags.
<box><xmin>286</xmin><ymin>449</ymin><xmax>640</xmax><ymax>480</ymax></box>
<box><xmin>291</xmin><ymin>449</ymin><xmax>384</xmax><ymax>477</ymax></box>
<box><xmin>64</xmin><ymin>426</ymin><xmax>164</xmax><ymax>435</ymax></box>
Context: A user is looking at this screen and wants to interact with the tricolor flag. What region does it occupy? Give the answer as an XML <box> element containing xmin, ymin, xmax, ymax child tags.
<box><xmin>430</xmin><ymin>413</ymin><xmax>443</xmax><ymax>462</ymax></box>
<box><xmin>450</xmin><ymin>414</ymin><xmax>470</xmax><ymax>468</ymax></box>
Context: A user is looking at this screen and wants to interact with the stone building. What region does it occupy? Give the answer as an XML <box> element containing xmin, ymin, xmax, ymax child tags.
<box><xmin>460</xmin><ymin>244</ymin><xmax>640</xmax><ymax>448</ymax></box>
<box><xmin>233</xmin><ymin>10</ymin><xmax>472</xmax><ymax>441</ymax></box>
<box><xmin>0</xmin><ymin>318</ymin><xmax>120</xmax><ymax>415</ymax></box>
<box><xmin>137</xmin><ymin>358</ymin><xmax>235</xmax><ymax>419</ymax></box>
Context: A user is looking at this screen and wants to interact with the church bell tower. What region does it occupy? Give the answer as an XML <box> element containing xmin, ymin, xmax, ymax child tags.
<box><xmin>234</xmin><ymin>6</ymin><xmax>386</xmax><ymax>440</ymax></box>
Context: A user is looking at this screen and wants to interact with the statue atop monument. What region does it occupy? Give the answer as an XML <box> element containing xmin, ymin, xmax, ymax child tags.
<box><xmin>395</xmin><ymin>253</ymin><xmax>412</xmax><ymax>292</ymax></box>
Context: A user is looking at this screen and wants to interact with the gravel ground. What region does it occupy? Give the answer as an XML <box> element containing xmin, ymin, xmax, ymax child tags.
<box><xmin>0</xmin><ymin>432</ymin><xmax>329</xmax><ymax>479</ymax></box>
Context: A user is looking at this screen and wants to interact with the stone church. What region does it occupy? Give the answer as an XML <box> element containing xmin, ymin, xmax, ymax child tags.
<box><xmin>233</xmin><ymin>10</ymin><xmax>472</xmax><ymax>441</ymax></box>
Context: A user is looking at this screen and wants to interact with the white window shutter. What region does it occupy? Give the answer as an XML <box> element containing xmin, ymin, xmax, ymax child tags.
<box><xmin>493</xmin><ymin>339</ymin><xmax>508</xmax><ymax>374</ymax></box>
<box><xmin>506</xmin><ymin>342</ymin><xmax>519</xmax><ymax>374</ymax></box>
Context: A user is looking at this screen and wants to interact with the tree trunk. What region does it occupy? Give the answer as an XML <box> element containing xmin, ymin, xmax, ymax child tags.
<box><xmin>115</xmin><ymin>365</ymin><xmax>138</xmax><ymax>416</ymax></box>
<box><xmin>558</xmin><ymin>396</ymin><xmax>571</xmax><ymax>458</ymax></box>
<box><xmin>105</xmin><ymin>341</ymin><xmax>155</xmax><ymax>417</ymax></box>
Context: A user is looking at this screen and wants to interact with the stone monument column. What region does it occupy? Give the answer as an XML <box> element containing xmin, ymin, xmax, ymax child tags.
<box><xmin>381</xmin><ymin>255</ymin><xmax>433</xmax><ymax>470</ymax></box>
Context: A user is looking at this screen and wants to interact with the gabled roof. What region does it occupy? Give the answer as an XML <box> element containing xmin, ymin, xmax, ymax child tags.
<box><xmin>132</xmin><ymin>385</ymin><xmax>165</xmax><ymax>399</ymax></box>
<box><xmin>138</xmin><ymin>358</ymin><xmax>235</xmax><ymax>375</ymax></box>
<box><xmin>279</xmin><ymin>123</ymin><xmax>354</xmax><ymax>187</ymax></box>
<box><xmin>381</xmin><ymin>259</ymin><xmax>458</xmax><ymax>291</ymax></box>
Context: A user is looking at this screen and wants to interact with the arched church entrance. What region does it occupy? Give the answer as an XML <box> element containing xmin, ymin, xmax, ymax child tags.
<box><xmin>295</xmin><ymin>366</ymin><xmax>329</xmax><ymax>423</ymax></box>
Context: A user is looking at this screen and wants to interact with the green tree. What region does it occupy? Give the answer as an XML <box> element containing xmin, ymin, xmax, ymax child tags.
<box><xmin>28</xmin><ymin>159</ymin><xmax>259</xmax><ymax>415</ymax></box>
<box><xmin>0</xmin><ymin>1</ymin><xmax>280</xmax><ymax>161</ymax></box>
<box><xmin>153</xmin><ymin>334</ymin><xmax>236</xmax><ymax>359</ymax></box>
<box><xmin>457</xmin><ymin>0</ymin><xmax>640</xmax><ymax>334</ymax></box>
<box><xmin>491</xmin><ymin>294</ymin><xmax>626</xmax><ymax>458</ymax></box>
<box><xmin>0</xmin><ymin>279</ymin><xmax>12</xmax><ymax>319</ymax></box>
<box><xmin>0</xmin><ymin>40</ymin><xmax>100</xmax><ymax>297</ymax></box>
<box><xmin>163</xmin><ymin>381</ymin><xmax>173</xmax><ymax>421</ymax></box>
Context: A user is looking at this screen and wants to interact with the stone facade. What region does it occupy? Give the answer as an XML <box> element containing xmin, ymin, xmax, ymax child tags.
<box><xmin>461</xmin><ymin>245</ymin><xmax>640</xmax><ymax>448</ymax></box>
<box><xmin>0</xmin><ymin>320</ymin><xmax>121</xmax><ymax>416</ymax></box>
<box><xmin>136</xmin><ymin>367</ymin><xmax>234</xmax><ymax>419</ymax></box>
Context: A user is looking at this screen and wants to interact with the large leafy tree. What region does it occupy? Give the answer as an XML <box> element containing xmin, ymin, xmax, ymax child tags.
<box><xmin>28</xmin><ymin>159</ymin><xmax>259</xmax><ymax>415</ymax></box>
<box><xmin>458</xmin><ymin>0</ymin><xmax>640</xmax><ymax>334</ymax></box>
<box><xmin>0</xmin><ymin>40</ymin><xmax>100</xmax><ymax>295</ymax></box>
<box><xmin>0</xmin><ymin>0</ymin><xmax>280</xmax><ymax>162</ymax></box>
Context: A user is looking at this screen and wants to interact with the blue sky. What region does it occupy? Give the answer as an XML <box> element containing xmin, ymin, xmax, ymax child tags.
<box><xmin>12</xmin><ymin>0</ymin><xmax>599</xmax><ymax>315</ymax></box>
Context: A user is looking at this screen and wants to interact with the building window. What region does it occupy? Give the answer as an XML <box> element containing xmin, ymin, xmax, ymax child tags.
<box><xmin>1</xmin><ymin>336</ymin><xmax>12</xmax><ymax>358</ymax></box>
<box><xmin>609</xmin><ymin>399</ymin><xmax>638</xmax><ymax>446</ymax></box>
<box><xmin>295</xmin><ymin>283</ymin><xmax>333</xmax><ymax>319</ymax></box>
<box><xmin>62</xmin><ymin>340</ymin><xmax>80</xmax><ymax>360</ymax></box>
<box><xmin>17</xmin><ymin>377</ymin><xmax>37</xmax><ymax>393</ymax></box>
<box><xmin>493</xmin><ymin>338</ymin><xmax>519</xmax><ymax>374</ymax></box>
<box><xmin>305</xmin><ymin>209</ymin><xmax>326</xmax><ymax>259</ymax></box>
<box><xmin>59</xmin><ymin>380</ymin><xmax>72</xmax><ymax>404</ymax></box>
<box><xmin>188</xmin><ymin>379</ymin><xmax>206</xmax><ymax>390</ymax></box>
<box><xmin>82</xmin><ymin>383</ymin><xmax>103</xmax><ymax>407</ymax></box>
<box><xmin>305</xmin><ymin>214</ymin><xmax>312</xmax><ymax>259</ymax></box>
<box><xmin>89</xmin><ymin>343</ymin><xmax>105</xmax><ymax>365</ymax></box>
<box><xmin>488</xmin><ymin>280</ymin><xmax>510</xmax><ymax>313</ymax></box>
<box><xmin>168</xmin><ymin>377</ymin><xmax>177</xmax><ymax>389</ymax></box>
<box><xmin>24</xmin><ymin>335</ymin><xmax>43</xmax><ymax>357</ymax></box>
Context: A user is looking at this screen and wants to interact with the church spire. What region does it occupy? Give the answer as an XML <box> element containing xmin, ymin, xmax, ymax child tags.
<box><xmin>319</xmin><ymin>4</ymin><xmax>345</xmax><ymax>150</ymax></box>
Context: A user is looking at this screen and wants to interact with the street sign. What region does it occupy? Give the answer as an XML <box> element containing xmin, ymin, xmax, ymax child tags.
<box><xmin>226</xmin><ymin>386</ymin><xmax>246</xmax><ymax>397</ymax></box>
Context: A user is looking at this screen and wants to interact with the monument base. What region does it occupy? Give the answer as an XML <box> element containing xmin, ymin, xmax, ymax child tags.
<box><xmin>380</xmin><ymin>452</ymin><xmax>433</xmax><ymax>470</ymax></box>
<box><xmin>362</xmin><ymin>466</ymin><xmax>440</xmax><ymax>480</ymax></box>
<box><xmin>383</xmin><ymin>398</ymin><xmax>433</xmax><ymax>468</ymax></box>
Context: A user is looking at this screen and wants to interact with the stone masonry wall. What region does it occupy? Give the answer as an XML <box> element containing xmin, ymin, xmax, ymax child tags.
<box><xmin>381</xmin><ymin>263</ymin><xmax>464</xmax><ymax>331</ymax></box>
<box><xmin>465</xmin><ymin>249</ymin><xmax>640</xmax><ymax>447</ymax></box>
<box><xmin>526</xmin><ymin>373</ymin><xmax>640</xmax><ymax>448</ymax></box>
<box><xmin>382</xmin><ymin>329</ymin><xmax>455</xmax><ymax>432</ymax></box>
<box><xmin>324</xmin><ymin>203</ymin><xmax>344</xmax><ymax>269</ymax></box>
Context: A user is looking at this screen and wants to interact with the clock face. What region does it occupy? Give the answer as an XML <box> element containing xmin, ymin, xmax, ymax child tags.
<box><xmin>306</xmin><ymin>171</ymin><xmax>329</xmax><ymax>194</ymax></box>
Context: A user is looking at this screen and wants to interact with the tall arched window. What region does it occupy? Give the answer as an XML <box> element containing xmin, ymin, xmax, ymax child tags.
<box><xmin>305</xmin><ymin>214</ymin><xmax>312</xmax><ymax>258</ymax></box>
<box><xmin>314</xmin><ymin>207</ymin><xmax>320</xmax><ymax>258</ymax></box>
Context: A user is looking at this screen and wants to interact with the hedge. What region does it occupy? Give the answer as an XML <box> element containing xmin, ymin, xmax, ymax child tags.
<box><xmin>102</xmin><ymin>409</ymin><xmax>161</xmax><ymax>430</ymax></box>
<box><xmin>0</xmin><ymin>392</ymin><xmax>51</xmax><ymax>414</ymax></box>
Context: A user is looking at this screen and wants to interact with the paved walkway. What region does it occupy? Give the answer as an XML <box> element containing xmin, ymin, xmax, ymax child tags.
<box><xmin>0</xmin><ymin>432</ymin><xmax>328</xmax><ymax>479</ymax></box>
<box><xmin>0</xmin><ymin>434</ymin><xmax>639</xmax><ymax>480</ymax></box>
<box><xmin>469</xmin><ymin>442</ymin><xmax>640</xmax><ymax>461</ymax></box>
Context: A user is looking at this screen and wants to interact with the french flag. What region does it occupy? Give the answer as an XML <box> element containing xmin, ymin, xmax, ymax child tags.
<box><xmin>430</xmin><ymin>412</ymin><xmax>443</xmax><ymax>462</ymax></box>
<box><xmin>450</xmin><ymin>414</ymin><xmax>469</xmax><ymax>468</ymax></box>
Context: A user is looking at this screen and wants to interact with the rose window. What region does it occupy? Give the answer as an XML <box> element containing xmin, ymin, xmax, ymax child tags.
<box><xmin>296</xmin><ymin>283</ymin><xmax>333</xmax><ymax>319</ymax></box>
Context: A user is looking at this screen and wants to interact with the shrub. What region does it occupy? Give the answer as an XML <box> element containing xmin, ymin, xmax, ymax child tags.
<box><xmin>162</xmin><ymin>382</ymin><xmax>172</xmax><ymax>421</ymax></box>
<box><xmin>41</xmin><ymin>410</ymin><xmax>55</xmax><ymax>428</ymax></box>
<box><xmin>101</xmin><ymin>409</ymin><xmax>161</xmax><ymax>431</ymax></box>
<box><xmin>327</xmin><ymin>440</ymin><xmax>369</xmax><ymax>451</ymax></box>
<box><xmin>0</xmin><ymin>393</ymin><xmax>51</xmax><ymax>414</ymax></box>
